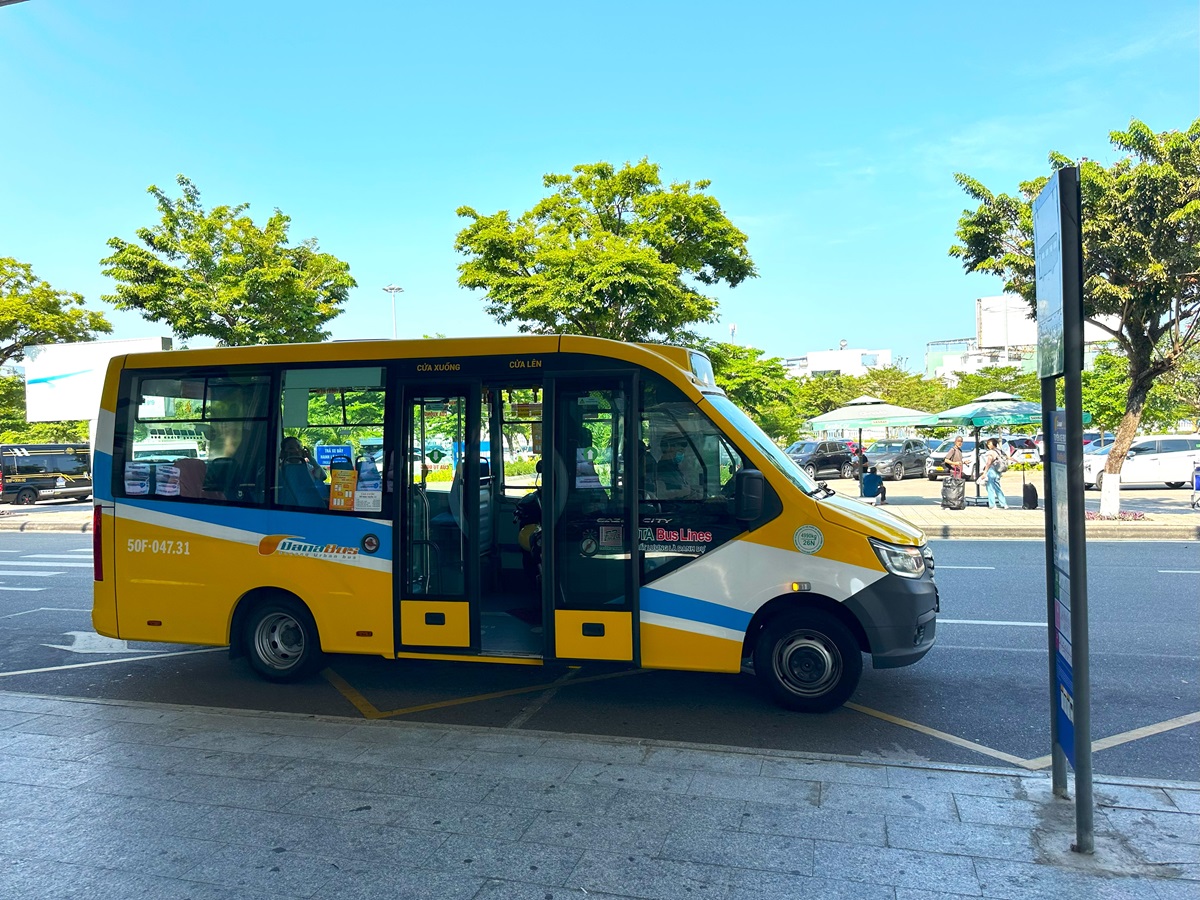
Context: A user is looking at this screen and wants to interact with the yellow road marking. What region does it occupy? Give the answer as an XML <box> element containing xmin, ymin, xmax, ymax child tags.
<box><xmin>323</xmin><ymin>670</ymin><xmax>1200</xmax><ymax>768</ymax></box>
<box><xmin>322</xmin><ymin>667</ymin><xmax>648</xmax><ymax>720</ymax></box>
<box><xmin>845</xmin><ymin>702</ymin><xmax>1037</xmax><ymax>769</ymax></box>
<box><xmin>1023</xmin><ymin>710</ymin><xmax>1200</xmax><ymax>770</ymax></box>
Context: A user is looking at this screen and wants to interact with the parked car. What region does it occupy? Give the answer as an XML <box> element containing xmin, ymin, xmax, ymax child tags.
<box><xmin>0</xmin><ymin>443</ymin><xmax>93</xmax><ymax>505</ymax></box>
<box><xmin>786</xmin><ymin>440</ymin><xmax>856</xmax><ymax>479</ymax></box>
<box><xmin>926</xmin><ymin>437</ymin><xmax>980</xmax><ymax>480</ymax></box>
<box><xmin>1083</xmin><ymin>435</ymin><xmax>1200</xmax><ymax>489</ymax></box>
<box><xmin>1081</xmin><ymin>432</ymin><xmax>1116</xmax><ymax>454</ymax></box>
<box><xmin>1005</xmin><ymin>436</ymin><xmax>1040</xmax><ymax>463</ymax></box>
<box><xmin>864</xmin><ymin>438</ymin><xmax>930</xmax><ymax>481</ymax></box>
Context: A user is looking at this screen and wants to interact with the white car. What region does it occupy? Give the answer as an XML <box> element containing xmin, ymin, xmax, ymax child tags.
<box><xmin>1083</xmin><ymin>435</ymin><xmax>1200</xmax><ymax>489</ymax></box>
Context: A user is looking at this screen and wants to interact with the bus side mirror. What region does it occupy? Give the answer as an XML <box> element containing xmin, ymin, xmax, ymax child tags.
<box><xmin>734</xmin><ymin>469</ymin><xmax>764</xmax><ymax>522</ymax></box>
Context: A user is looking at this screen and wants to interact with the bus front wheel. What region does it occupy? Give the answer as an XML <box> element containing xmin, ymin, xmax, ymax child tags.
<box><xmin>754</xmin><ymin>609</ymin><xmax>862</xmax><ymax>713</ymax></box>
<box><xmin>245</xmin><ymin>599</ymin><xmax>322</xmax><ymax>682</ymax></box>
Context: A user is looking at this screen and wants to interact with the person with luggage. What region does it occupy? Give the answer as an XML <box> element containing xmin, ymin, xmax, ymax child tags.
<box><xmin>861</xmin><ymin>466</ymin><xmax>887</xmax><ymax>505</ymax></box>
<box><xmin>944</xmin><ymin>435</ymin><xmax>964</xmax><ymax>478</ymax></box>
<box><xmin>980</xmin><ymin>437</ymin><xmax>1009</xmax><ymax>509</ymax></box>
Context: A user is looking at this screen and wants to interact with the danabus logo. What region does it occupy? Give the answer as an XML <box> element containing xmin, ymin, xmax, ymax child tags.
<box><xmin>259</xmin><ymin>534</ymin><xmax>358</xmax><ymax>560</ymax></box>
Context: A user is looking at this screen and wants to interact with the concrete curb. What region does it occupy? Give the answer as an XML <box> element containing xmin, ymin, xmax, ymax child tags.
<box><xmin>0</xmin><ymin>519</ymin><xmax>91</xmax><ymax>533</ymax></box>
<box><xmin>912</xmin><ymin>522</ymin><xmax>1200</xmax><ymax>541</ymax></box>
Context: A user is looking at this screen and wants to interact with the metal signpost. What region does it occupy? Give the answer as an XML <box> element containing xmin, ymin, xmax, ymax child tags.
<box><xmin>1034</xmin><ymin>166</ymin><xmax>1093</xmax><ymax>853</ymax></box>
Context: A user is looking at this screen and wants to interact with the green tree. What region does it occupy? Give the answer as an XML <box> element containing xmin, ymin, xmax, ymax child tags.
<box><xmin>455</xmin><ymin>159</ymin><xmax>756</xmax><ymax>342</ymax></box>
<box><xmin>792</xmin><ymin>373</ymin><xmax>863</xmax><ymax>425</ymax></box>
<box><xmin>101</xmin><ymin>175</ymin><xmax>355</xmax><ymax>347</ymax></box>
<box><xmin>859</xmin><ymin>365</ymin><xmax>949</xmax><ymax>415</ymax></box>
<box><xmin>1082</xmin><ymin>351</ymin><xmax>1187</xmax><ymax>434</ymax></box>
<box><xmin>702</xmin><ymin>341</ymin><xmax>803</xmax><ymax>442</ymax></box>
<box><xmin>0</xmin><ymin>257</ymin><xmax>112</xmax><ymax>367</ymax></box>
<box><xmin>943</xmin><ymin>366</ymin><xmax>1041</xmax><ymax>412</ymax></box>
<box><xmin>950</xmin><ymin>119</ymin><xmax>1200</xmax><ymax>488</ymax></box>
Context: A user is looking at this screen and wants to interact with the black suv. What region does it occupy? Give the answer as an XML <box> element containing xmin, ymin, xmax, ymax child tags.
<box><xmin>786</xmin><ymin>440</ymin><xmax>855</xmax><ymax>479</ymax></box>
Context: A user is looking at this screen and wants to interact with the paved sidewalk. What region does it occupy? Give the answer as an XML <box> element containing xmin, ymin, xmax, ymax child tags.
<box><xmin>0</xmin><ymin>690</ymin><xmax>1196</xmax><ymax>899</ymax></box>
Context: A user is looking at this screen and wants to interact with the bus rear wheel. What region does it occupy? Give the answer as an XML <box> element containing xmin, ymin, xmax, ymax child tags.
<box><xmin>245</xmin><ymin>599</ymin><xmax>322</xmax><ymax>682</ymax></box>
<box><xmin>754</xmin><ymin>609</ymin><xmax>862</xmax><ymax>713</ymax></box>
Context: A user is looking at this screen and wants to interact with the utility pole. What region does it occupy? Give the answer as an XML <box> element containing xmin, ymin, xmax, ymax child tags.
<box><xmin>382</xmin><ymin>284</ymin><xmax>404</xmax><ymax>340</ymax></box>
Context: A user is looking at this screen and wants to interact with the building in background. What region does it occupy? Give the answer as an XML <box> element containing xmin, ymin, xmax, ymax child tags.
<box><xmin>784</xmin><ymin>341</ymin><xmax>892</xmax><ymax>379</ymax></box>
<box><xmin>926</xmin><ymin>295</ymin><xmax>1117</xmax><ymax>383</ymax></box>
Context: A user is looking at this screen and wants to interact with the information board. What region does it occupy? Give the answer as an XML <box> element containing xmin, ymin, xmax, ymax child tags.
<box><xmin>1049</xmin><ymin>409</ymin><xmax>1075</xmax><ymax>766</ymax></box>
<box><xmin>1034</xmin><ymin>175</ymin><xmax>1065</xmax><ymax>379</ymax></box>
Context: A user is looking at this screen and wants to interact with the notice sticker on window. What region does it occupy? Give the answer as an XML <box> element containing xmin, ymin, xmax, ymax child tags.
<box><xmin>353</xmin><ymin>489</ymin><xmax>382</xmax><ymax>513</ymax></box>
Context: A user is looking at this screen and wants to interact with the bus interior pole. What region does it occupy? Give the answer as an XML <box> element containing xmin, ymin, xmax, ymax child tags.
<box><xmin>1041</xmin><ymin>380</ymin><xmax>1068</xmax><ymax>798</ymax></box>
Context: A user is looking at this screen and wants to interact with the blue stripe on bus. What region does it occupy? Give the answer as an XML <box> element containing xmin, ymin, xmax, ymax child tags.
<box><xmin>640</xmin><ymin>587</ymin><xmax>752</xmax><ymax>633</ymax></box>
<box><xmin>117</xmin><ymin>497</ymin><xmax>394</xmax><ymax>560</ymax></box>
<box><xmin>94</xmin><ymin>451</ymin><xmax>113</xmax><ymax>502</ymax></box>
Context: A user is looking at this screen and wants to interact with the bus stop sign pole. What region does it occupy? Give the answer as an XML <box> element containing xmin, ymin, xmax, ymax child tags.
<box><xmin>1034</xmin><ymin>165</ymin><xmax>1093</xmax><ymax>854</ymax></box>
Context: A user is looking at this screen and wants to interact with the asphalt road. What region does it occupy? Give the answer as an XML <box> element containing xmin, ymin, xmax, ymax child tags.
<box><xmin>1</xmin><ymin>532</ymin><xmax>1196</xmax><ymax>782</ymax></box>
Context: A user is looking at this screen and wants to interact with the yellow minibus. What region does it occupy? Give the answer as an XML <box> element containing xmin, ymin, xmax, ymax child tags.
<box><xmin>92</xmin><ymin>336</ymin><xmax>938</xmax><ymax>712</ymax></box>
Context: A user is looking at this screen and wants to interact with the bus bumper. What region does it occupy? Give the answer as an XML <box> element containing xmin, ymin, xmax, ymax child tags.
<box><xmin>843</xmin><ymin>573</ymin><xmax>938</xmax><ymax>669</ymax></box>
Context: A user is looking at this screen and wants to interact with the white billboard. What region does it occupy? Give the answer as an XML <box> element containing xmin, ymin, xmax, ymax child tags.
<box><xmin>23</xmin><ymin>337</ymin><xmax>172</xmax><ymax>422</ymax></box>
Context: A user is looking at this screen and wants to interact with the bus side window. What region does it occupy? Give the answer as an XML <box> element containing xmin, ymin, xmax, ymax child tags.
<box><xmin>277</xmin><ymin>367</ymin><xmax>387</xmax><ymax>514</ymax></box>
<box><xmin>124</xmin><ymin>373</ymin><xmax>271</xmax><ymax>504</ymax></box>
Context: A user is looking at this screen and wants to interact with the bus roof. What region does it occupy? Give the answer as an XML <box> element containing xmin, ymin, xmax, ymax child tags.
<box><xmin>114</xmin><ymin>335</ymin><xmax>723</xmax><ymax>395</ymax></box>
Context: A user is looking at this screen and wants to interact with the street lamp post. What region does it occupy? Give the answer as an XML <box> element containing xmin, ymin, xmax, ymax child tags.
<box><xmin>382</xmin><ymin>284</ymin><xmax>404</xmax><ymax>340</ymax></box>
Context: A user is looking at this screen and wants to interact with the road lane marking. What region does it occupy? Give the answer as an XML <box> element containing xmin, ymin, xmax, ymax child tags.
<box><xmin>936</xmin><ymin>566</ymin><xmax>996</xmax><ymax>570</ymax></box>
<box><xmin>0</xmin><ymin>647</ymin><xmax>225</xmax><ymax>678</ymax></box>
<box><xmin>1</xmin><ymin>608</ymin><xmax>90</xmax><ymax>618</ymax></box>
<box><xmin>1157</xmin><ymin>570</ymin><xmax>1200</xmax><ymax>574</ymax></box>
<box><xmin>322</xmin><ymin>667</ymin><xmax>650</xmax><ymax>720</ymax></box>
<box><xmin>845</xmin><ymin>702</ymin><xmax>1035</xmax><ymax>769</ymax></box>
<box><xmin>938</xmin><ymin>619</ymin><xmax>1046</xmax><ymax>627</ymax></box>
<box><xmin>22</xmin><ymin>554</ymin><xmax>94</xmax><ymax>560</ymax></box>
<box><xmin>0</xmin><ymin>587</ymin><xmax>46</xmax><ymax>592</ymax></box>
<box><xmin>1023</xmin><ymin>711</ymin><xmax>1200</xmax><ymax>770</ymax></box>
<box><xmin>506</xmin><ymin>668</ymin><xmax>578</xmax><ymax>729</ymax></box>
<box><xmin>1</xmin><ymin>561</ymin><xmax>93</xmax><ymax>568</ymax></box>
<box><xmin>0</xmin><ymin>571</ymin><xmax>58</xmax><ymax>577</ymax></box>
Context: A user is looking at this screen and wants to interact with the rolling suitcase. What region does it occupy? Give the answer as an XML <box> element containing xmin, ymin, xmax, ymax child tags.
<box><xmin>941</xmin><ymin>475</ymin><xmax>965</xmax><ymax>510</ymax></box>
<box><xmin>1022</xmin><ymin>482</ymin><xmax>1038</xmax><ymax>510</ymax></box>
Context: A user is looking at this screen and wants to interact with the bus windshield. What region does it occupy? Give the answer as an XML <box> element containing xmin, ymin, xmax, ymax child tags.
<box><xmin>706</xmin><ymin>395</ymin><xmax>821</xmax><ymax>496</ymax></box>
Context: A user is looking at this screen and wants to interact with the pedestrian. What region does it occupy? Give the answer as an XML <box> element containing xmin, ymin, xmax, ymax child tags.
<box><xmin>980</xmin><ymin>437</ymin><xmax>1009</xmax><ymax>509</ymax></box>
<box><xmin>861</xmin><ymin>465</ymin><xmax>887</xmax><ymax>505</ymax></box>
<box><xmin>944</xmin><ymin>435</ymin><xmax>964</xmax><ymax>478</ymax></box>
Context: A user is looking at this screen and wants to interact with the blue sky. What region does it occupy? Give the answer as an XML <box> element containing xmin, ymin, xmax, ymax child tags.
<box><xmin>2</xmin><ymin>1</ymin><xmax>1196</xmax><ymax>372</ymax></box>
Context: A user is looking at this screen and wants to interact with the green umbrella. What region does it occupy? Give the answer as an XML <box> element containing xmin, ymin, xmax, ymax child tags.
<box><xmin>932</xmin><ymin>391</ymin><xmax>1090</xmax><ymax>429</ymax></box>
<box><xmin>807</xmin><ymin>395</ymin><xmax>939</xmax><ymax>430</ymax></box>
<box><xmin>932</xmin><ymin>392</ymin><xmax>1090</xmax><ymax>505</ymax></box>
<box><xmin>807</xmin><ymin>396</ymin><xmax>938</xmax><ymax>496</ymax></box>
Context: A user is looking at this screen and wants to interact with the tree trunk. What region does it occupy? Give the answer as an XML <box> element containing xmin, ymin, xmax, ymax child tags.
<box><xmin>1100</xmin><ymin>358</ymin><xmax>1153</xmax><ymax>516</ymax></box>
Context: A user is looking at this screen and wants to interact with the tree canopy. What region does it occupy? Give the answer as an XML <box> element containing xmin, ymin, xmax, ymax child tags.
<box><xmin>950</xmin><ymin>118</ymin><xmax>1200</xmax><ymax>481</ymax></box>
<box><xmin>702</xmin><ymin>341</ymin><xmax>802</xmax><ymax>442</ymax></box>
<box><xmin>0</xmin><ymin>257</ymin><xmax>112</xmax><ymax>367</ymax></box>
<box><xmin>101</xmin><ymin>175</ymin><xmax>355</xmax><ymax>347</ymax></box>
<box><xmin>455</xmin><ymin>159</ymin><xmax>756</xmax><ymax>342</ymax></box>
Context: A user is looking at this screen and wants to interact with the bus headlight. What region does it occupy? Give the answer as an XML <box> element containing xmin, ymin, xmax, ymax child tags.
<box><xmin>869</xmin><ymin>538</ymin><xmax>926</xmax><ymax>579</ymax></box>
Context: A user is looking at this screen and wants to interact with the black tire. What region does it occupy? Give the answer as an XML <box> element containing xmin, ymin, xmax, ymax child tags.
<box><xmin>244</xmin><ymin>598</ymin><xmax>322</xmax><ymax>682</ymax></box>
<box><xmin>892</xmin><ymin>462</ymin><xmax>905</xmax><ymax>482</ymax></box>
<box><xmin>803</xmin><ymin>464</ymin><xmax>817</xmax><ymax>478</ymax></box>
<box><xmin>15</xmin><ymin>488</ymin><xmax>37</xmax><ymax>506</ymax></box>
<box><xmin>754</xmin><ymin>609</ymin><xmax>862</xmax><ymax>713</ymax></box>
<box><xmin>1166</xmin><ymin>481</ymin><xmax>1185</xmax><ymax>489</ymax></box>
<box><xmin>1095</xmin><ymin>472</ymin><xmax>1104</xmax><ymax>491</ymax></box>
<box><xmin>840</xmin><ymin>462</ymin><xmax>854</xmax><ymax>479</ymax></box>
